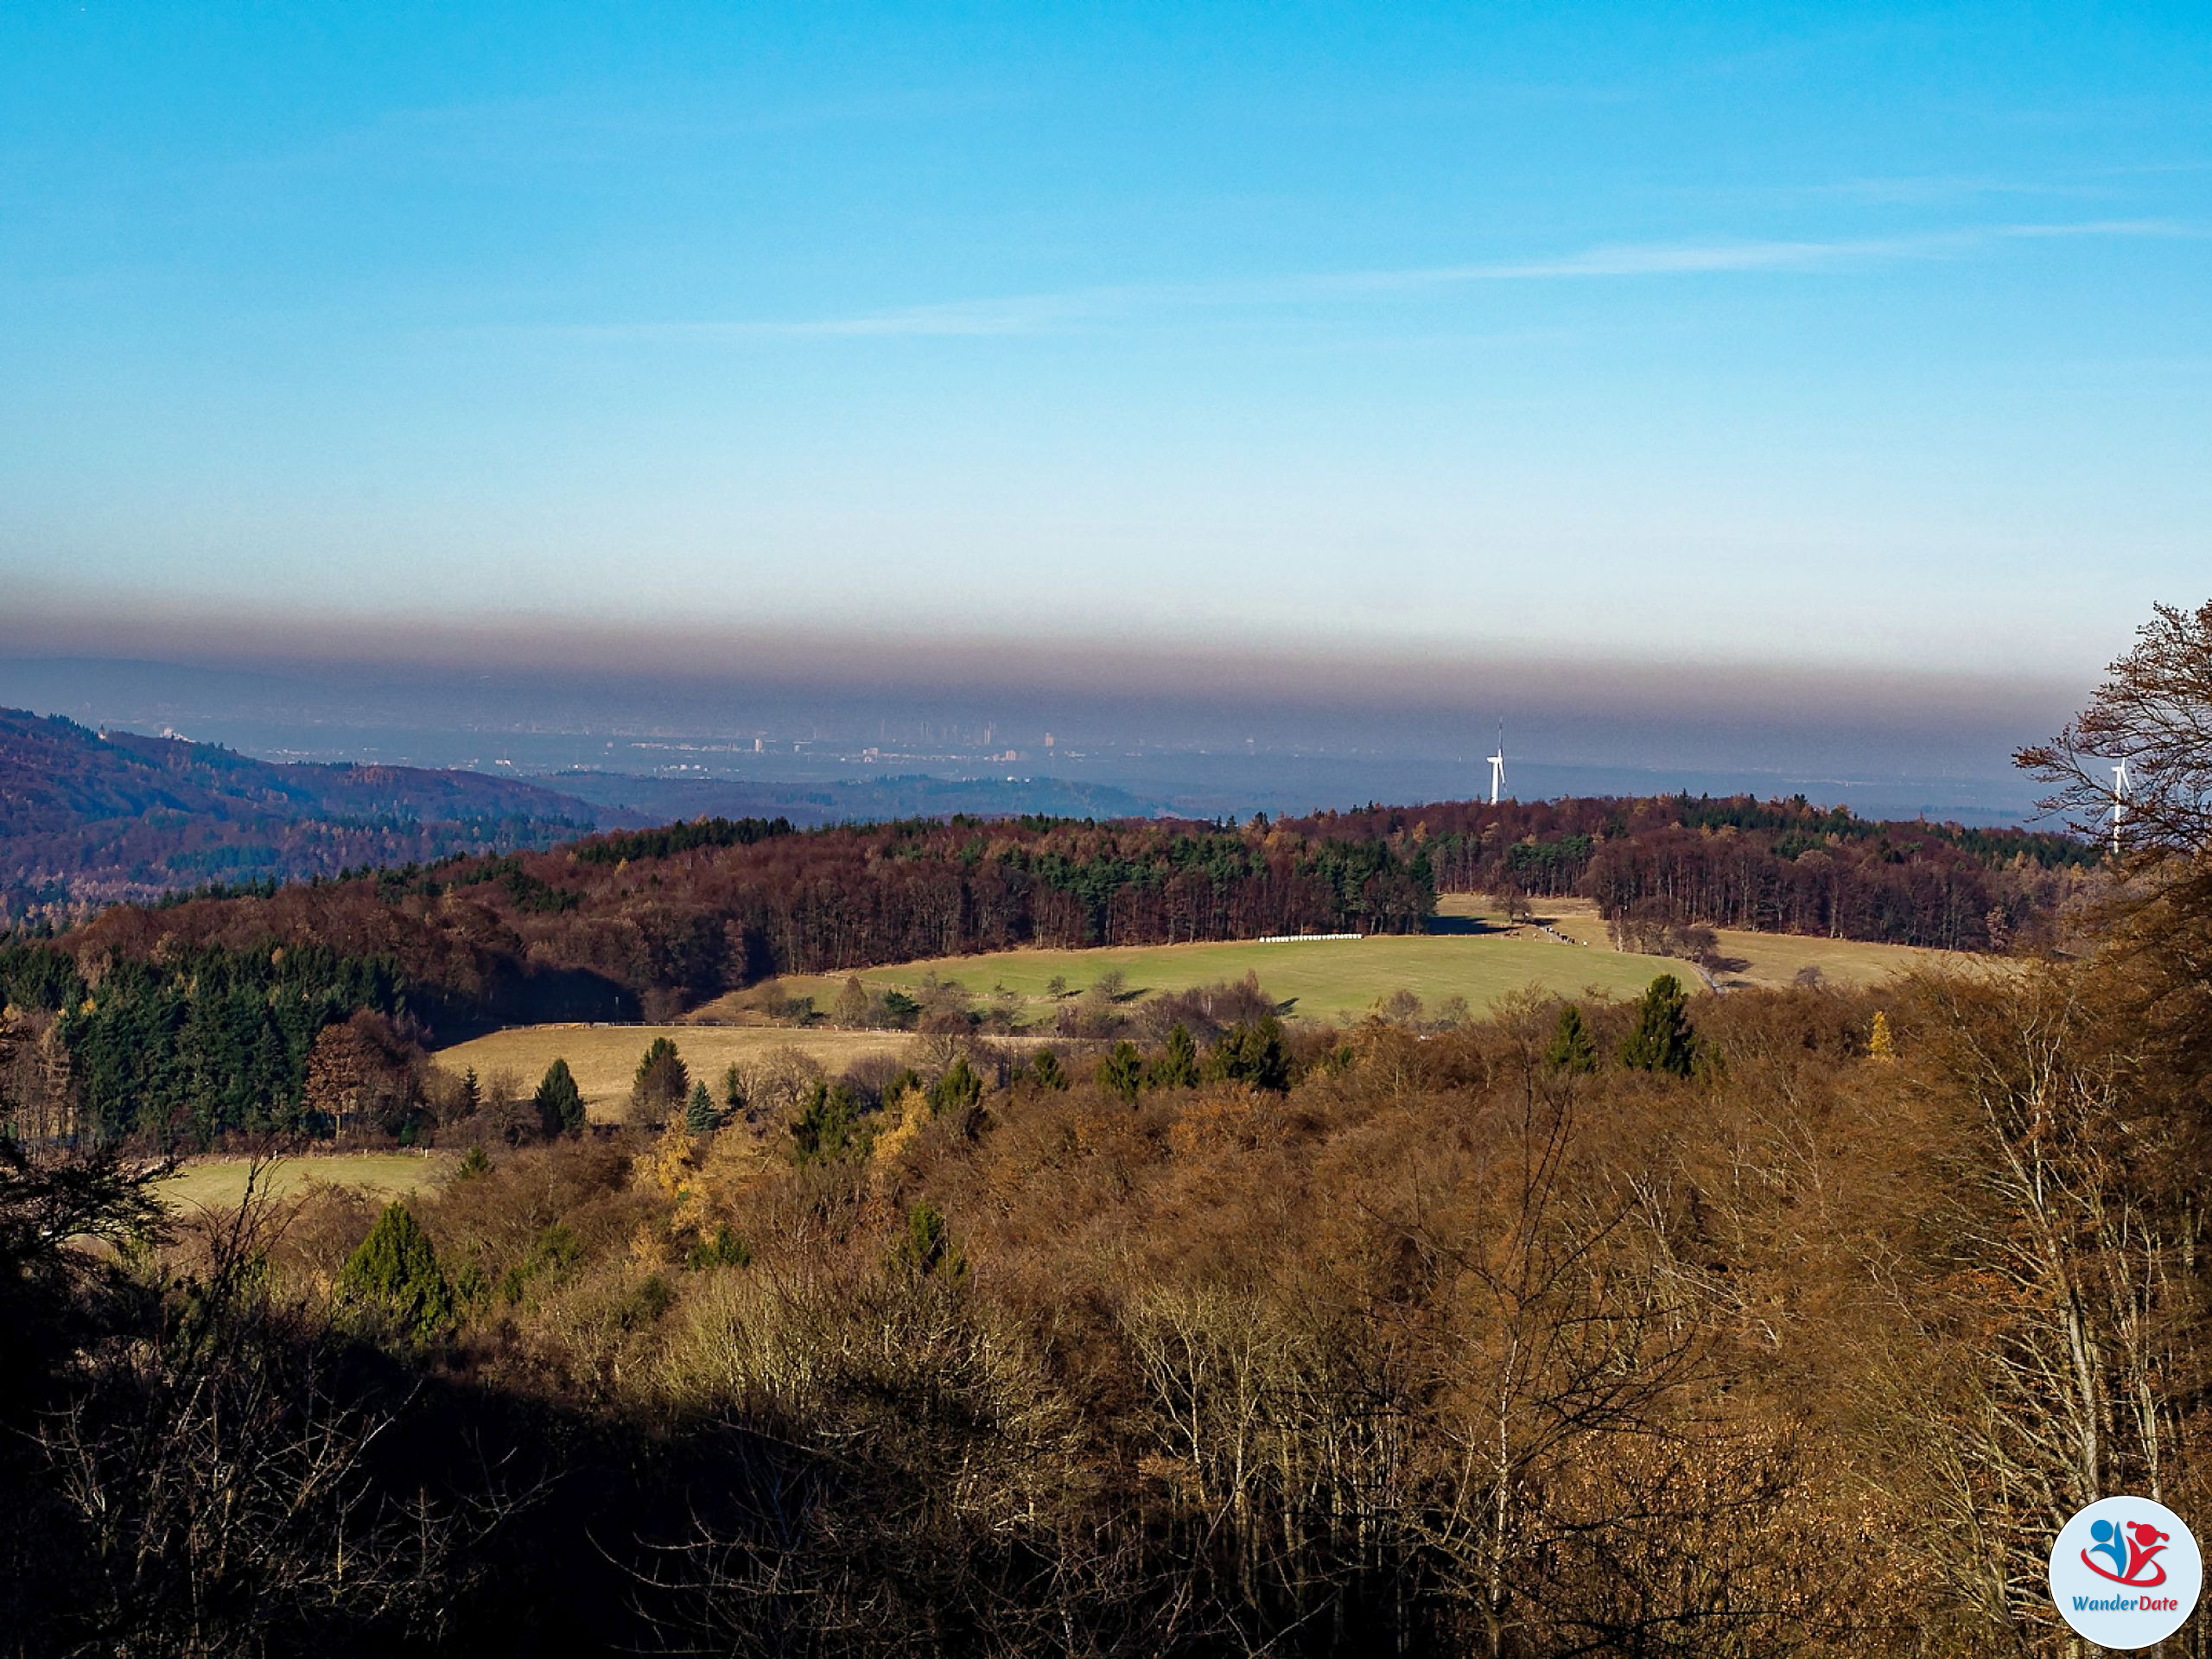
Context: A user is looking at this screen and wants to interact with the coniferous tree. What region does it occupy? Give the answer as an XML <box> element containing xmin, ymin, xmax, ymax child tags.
<box><xmin>631</xmin><ymin>1037</ymin><xmax>689</xmax><ymax>1125</ymax></box>
<box><xmin>721</xmin><ymin>1062</ymin><xmax>747</xmax><ymax>1120</ymax></box>
<box><xmin>1098</xmin><ymin>1040</ymin><xmax>1144</xmax><ymax>1105</ymax></box>
<box><xmin>1544</xmin><ymin>1005</ymin><xmax>1599</xmax><ymax>1074</ymax></box>
<box><xmin>687</xmin><ymin>1224</ymin><xmax>752</xmax><ymax>1269</ymax></box>
<box><xmin>1619</xmin><ymin>975</ymin><xmax>1696</xmax><ymax>1077</ymax></box>
<box><xmin>1204</xmin><ymin>1014</ymin><xmax>1293</xmax><ymax>1092</ymax></box>
<box><xmin>684</xmin><ymin>1079</ymin><xmax>717</xmax><ymax>1134</ymax></box>
<box><xmin>1148</xmin><ymin>1022</ymin><xmax>1200</xmax><ymax>1089</ymax></box>
<box><xmin>791</xmin><ymin>1082</ymin><xmax>865</xmax><ymax>1164</ymax></box>
<box><xmin>534</xmin><ymin>1058</ymin><xmax>586</xmax><ymax>1137</ymax></box>
<box><xmin>930</xmin><ymin>1054</ymin><xmax>984</xmax><ymax>1116</ymax></box>
<box><xmin>1030</xmin><ymin>1050</ymin><xmax>1068</xmax><ymax>1090</ymax></box>
<box><xmin>458</xmin><ymin>1066</ymin><xmax>482</xmax><ymax>1116</ymax></box>
<box><xmin>898</xmin><ymin>1199</ymin><xmax>967</xmax><ymax>1280</ymax></box>
<box><xmin>339</xmin><ymin>1201</ymin><xmax>453</xmax><ymax>1344</ymax></box>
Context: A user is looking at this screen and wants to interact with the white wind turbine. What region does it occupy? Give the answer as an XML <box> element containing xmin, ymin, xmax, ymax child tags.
<box><xmin>1487</xmin><ymin>723</ymin><xmax>1507</xmax><ymax>806</ymax></box>
<box><xmin>2112</xmin><ymin>760</ymin><xmax>2132</xmax><ymax>856</ymax></box>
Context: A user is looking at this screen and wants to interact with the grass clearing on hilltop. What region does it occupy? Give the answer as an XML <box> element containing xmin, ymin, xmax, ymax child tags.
<box><xmin>746</xmin><ymin>894</ymin><xmax>1964</xmax><ymax>1027</ymax></box>
<box><xmin>766</xmin><ymin>920</ymin><xmax>1675</xmax><ymax>1027</ymax></box>
<box><xmin>1522</xmin><ymin>897</ymin><xmax>1975</xmax><ymax>989</ymax></box>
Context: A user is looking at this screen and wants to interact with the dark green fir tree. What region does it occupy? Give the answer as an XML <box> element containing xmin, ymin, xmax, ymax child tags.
<box><xmin>1544</xmin><ymin>1005</ymin><xmax>1599</xmax><ymax>1074</ymax></box>
<box><xmin>684</xmin><ymin>1079</ymin><xmax>717</xmax><ymax>1135</ymax></box>
<box><xmin>1148</xmin><ymin>1022</ymin><xmax>1200</xmax><ymax>1089</ymax></box>
<box><xmin>1098</xmin><ymin>1040</ymin><xmax>1144</xmax><ymax>1105</ymax></box>
<box><xmin>1619</xmin><ymin>976</ymin><xmax>1696</xmax><ymax>1077</ymax></box>
<box><xmin>534</xmin><ymin>1058</ymin><xmax>586</xmax><ymax>1137</ymax></box>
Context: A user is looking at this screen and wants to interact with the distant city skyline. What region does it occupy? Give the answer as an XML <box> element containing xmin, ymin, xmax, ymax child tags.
<box><xmin>3</xmin><ymin>4</ymin><xmax>2205</xmax><ymax>738</ymax></box>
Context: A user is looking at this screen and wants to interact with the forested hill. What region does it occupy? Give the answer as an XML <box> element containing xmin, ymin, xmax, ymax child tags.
<box><xmin>0</xmin><ymin>796</ymin><xmax>2103</xmax><ymax>1145</ymax></box>
<box><xmin>3</xmin><ymin>814</ymin><xmax>1432</xmax><ymax>1141</ymax></box>
<box><xmin>52</xmin><ymin>812</ymin><xmax>1433</xmax><ymax>1027</ymax></box>
<box><xmin>0</xmin><ymin>709</ymin><xmax>614</xmax><ymax>917</ymax></box>
<box><xmin>1299</xmin><ymin>793</ymin><xmax>2098</xmax><ymax>953</ymax></box>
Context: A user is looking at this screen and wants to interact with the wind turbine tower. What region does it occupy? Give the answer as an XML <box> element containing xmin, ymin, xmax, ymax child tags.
<box><xmin>2112</xmin><ymin>760</ymin><xmax>2131</xmax><ymax>856</ymax></box>
<box><xmin>1487</xmin><ymin>723</ymin><xmax>1507</xmax><ymax>807</ymax></box>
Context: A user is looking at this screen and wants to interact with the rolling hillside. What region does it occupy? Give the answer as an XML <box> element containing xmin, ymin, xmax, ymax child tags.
<box><xmin>0</xmin><ymin>708</ymin><xmax>618</xmax><ymax>915</ymax></box>
<box><xmin>759</xmin><ymin>926</ymin><xmax>1676</xmax><ymax>1028</ymax></box>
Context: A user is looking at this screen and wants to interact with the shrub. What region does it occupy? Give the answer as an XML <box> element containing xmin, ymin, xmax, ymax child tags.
<box><xmin>338</xmin><ymin>1202</ymin><xmax>453</xmax><ymax>1344</ymax></box>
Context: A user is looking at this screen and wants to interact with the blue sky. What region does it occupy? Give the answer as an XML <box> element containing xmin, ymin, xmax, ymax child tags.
<box><xmin>3</xmin><ymin>2</ymin><xmax>2207</xmax><ymax>684</ymax></box>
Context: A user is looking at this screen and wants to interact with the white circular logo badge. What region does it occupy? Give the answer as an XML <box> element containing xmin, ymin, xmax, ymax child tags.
<box><xmin>2050</xmin><ymin>1496</ymin><xmax>2200</xmax><ymax>1649</ymax></box>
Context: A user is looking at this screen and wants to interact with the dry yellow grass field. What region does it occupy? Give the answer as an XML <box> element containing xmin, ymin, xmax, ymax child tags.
<box><xmin>1508</xmin><ymin>895</ymin><xmax>1971</xmax><ymax>988</ymax></box>
<box><xmin>432</xmin><ymin>1024</ymin><xmax>940</xmax><ymax>1119</ymax></box>
<box><xmin>159</xmin><ymin>1151</ymin><xmax>456</xmax><ymax>1214</ymax></box>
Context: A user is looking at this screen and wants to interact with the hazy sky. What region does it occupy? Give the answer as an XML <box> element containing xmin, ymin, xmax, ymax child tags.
<box><xmin>3</xmin><ymin>3</ymin><xmax>2207</xmax><ymax>685</ymax></box>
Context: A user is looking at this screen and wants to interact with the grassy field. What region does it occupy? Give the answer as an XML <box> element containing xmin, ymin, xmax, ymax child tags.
<box><xmin>434</xmin><ymin>902</ymin><xmax>1961</xmax><ymax>1099</ymax></box>
<box><xmin>766</xmin><ymin>917</ymin><xmax>1677</xmax><ymax>1027</ymax></box>
<box><xmin>159</xmin><ymin>1151</ymin><xmax>456</xmax><ymax>1214</ymax></box>
<box><xmin>756</xmin><ymin>895</ymin><xmax>1955</xmax><ymax>1022</ymax></box>
<box><xmin>433</xmin><ymin>1025</ymin><xmax>934</xmax><ymax>1118</ymax></box>
<box><xmin>1520</xmin><ymin>897</ymin><xmax>1967</xmax><ymax>989</ymax></box>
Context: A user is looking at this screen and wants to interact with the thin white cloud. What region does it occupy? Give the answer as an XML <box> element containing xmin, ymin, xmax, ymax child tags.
<box><xmin>543</xmin><ymin>218</ymin><xmax>2199</xmax><ymax>342</ymax></box>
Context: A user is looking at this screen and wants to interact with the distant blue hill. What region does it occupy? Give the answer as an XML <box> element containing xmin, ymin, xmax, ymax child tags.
<box><xmin>0</xmin><ymin>708</ymin><xmax>626</xmax><ymax>919</ymax></box>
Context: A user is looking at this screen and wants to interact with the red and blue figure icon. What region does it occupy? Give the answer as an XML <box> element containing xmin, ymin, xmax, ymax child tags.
<box><xmin>2084</xmin><ymin>1517</ymin><xmax>2172</xmax><ymax>1588</ymax></box>
<box><xmin>2050</xmin><ymin>1496</ymin><xmax>2200</xmax><ymax>1649</ymax></box>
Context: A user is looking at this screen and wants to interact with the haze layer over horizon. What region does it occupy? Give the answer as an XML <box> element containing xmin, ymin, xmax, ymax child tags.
<box><xmin>0</xmin><ymin>601</ymin><xmax>2079</xmax><ymax>825</ymax></box>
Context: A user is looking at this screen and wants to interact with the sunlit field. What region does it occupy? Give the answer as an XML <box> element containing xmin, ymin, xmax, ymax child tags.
<box><xmin>681</xmin><ymin>889</ymin><xmax>1964</xmax><ymax>1035</ymax></box>
<box><xmin>762</xmin><ymin>910</ymin><xmax>1675</xmax><ymax>1027</ymax></box>
<box><xmin>1522</xmin><ymin>896</ymin><xmax>1977</xmax><ymax>988</ymax></box>
<box><xmin>432</xmin><ymin>1024</ymin><xmax>944</xmax><ymax>1118</ymax></box>
<box><xmin>158</xmin><ymin>1151</ymin><xmax>456</xmax><ymax>1214</ymax></box>
<box><xmin>434</xmin><ymin>903</ymin><xmax>1961</xmax><ymax>1110</ymax></box>
<box><xmin>732</xmin><ymin>895</ymin><xmax>1959</xmax><ymax>1026</ymax></box>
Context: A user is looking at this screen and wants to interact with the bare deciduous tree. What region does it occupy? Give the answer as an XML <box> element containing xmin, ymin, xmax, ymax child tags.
<box><xmin>2018</xmin><ymin>599</ymin><xmax>2212</xmax><ymax>858</ymax></box>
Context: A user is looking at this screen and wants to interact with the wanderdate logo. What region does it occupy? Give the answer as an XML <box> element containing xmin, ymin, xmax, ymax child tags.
<box><xmin>2050</xmin><ymin>1497</ymin><xmax>2201</xmax><ymax>1649</ymax></box>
